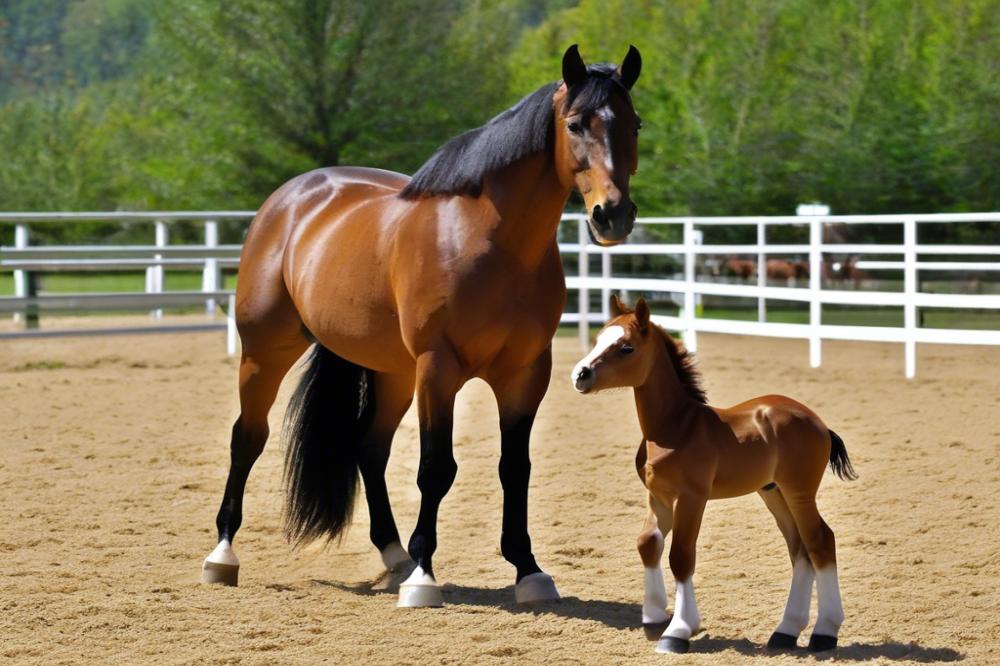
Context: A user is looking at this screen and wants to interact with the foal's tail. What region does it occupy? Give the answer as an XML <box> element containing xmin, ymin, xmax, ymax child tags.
<box><xmin>283</xmin><ymin>345</ymin><xmax>375</xmax><ymax>545</ymax></box>
<box><xmin>828</xmin><ymin>430</ymin><xmax>858</xmax><ymax>481</ymax></box>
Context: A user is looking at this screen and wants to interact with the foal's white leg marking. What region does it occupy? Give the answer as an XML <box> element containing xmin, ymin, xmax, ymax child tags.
<box><xmin>775</xmin><ymin>556</ymin><xmax>815</xmax><ymax>636</ymax></box>
<box><xmin>662</xmin><ymin>577</ymin><xmax>701</xmax><ymax>640</ymax></box>
<box><xmin>201</xmin><ymin>538</ymin><xmax>240</xmax><ymax>585</ymax></box>
<box><xmin>813</xmin><ymin>566</ymin><xmax>845</xmax><ymax>636</ymax></box>
<box><xmin>642</xmin><ymin>565</ymin><xmax>669</xmax><ymax>625</ymax></box>
<box><xmin>397</xmin><ymin>565</ymin><xmax>443</xmax><ymax>608</ymax></box>
<box><xmin>571</xmin><ymin>325</ymin><xmax>625</xmax><ymax>388</ymax></box>
<box><xmin>380</xmin><ymin>541</ymin><xmax>413</xmax><ymax>572</ymax></box>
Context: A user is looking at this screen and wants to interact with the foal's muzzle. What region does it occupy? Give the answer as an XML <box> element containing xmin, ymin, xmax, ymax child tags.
<box><xmin>588</xmin><ymin>200</ymin><xmax>637</xmax><ymax>246</ymax></box>
<box><xmin>572</xmin><ymin>364</ymin><xmax>595</xmax><ymax>393</ymax></box>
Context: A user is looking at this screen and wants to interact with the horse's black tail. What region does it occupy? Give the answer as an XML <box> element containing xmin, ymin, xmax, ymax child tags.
<box><xmin>828</xmin><ymin>430</ymin><xmax>857</xmax><ymax>481</ymax></box>
<box><xmin>283</xmin><ymin>344</ymin><xmax>375</xmax><ymax>545</ymax></box>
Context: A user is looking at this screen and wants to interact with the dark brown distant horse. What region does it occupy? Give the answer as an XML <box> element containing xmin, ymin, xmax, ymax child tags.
<box><xmin>572</xmin><ymin>296</ymin><xmax>856</xmax><ymax>653</ymax></box>
<box><xmin>202</xmin><ymin>45</ymin><xmax>644</xmax><ymax>608</ymax></box>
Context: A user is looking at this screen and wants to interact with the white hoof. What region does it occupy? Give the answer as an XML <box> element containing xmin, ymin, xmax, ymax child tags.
<box><xmin>397</xmin><ymin>566</ymin><xmax>443</xmax><ymax>608</ymax></box>
<box><xmin>202</xmin><ymin>539</ymin><xmax>240</xmax><ymax>586</ymax></box>
<box><xmin>515</xmin><ymin>572</ymin><xmax>560</xmax><ymax>605</ymax></box>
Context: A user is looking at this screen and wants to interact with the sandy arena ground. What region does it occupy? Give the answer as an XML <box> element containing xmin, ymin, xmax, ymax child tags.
<box><xmin>1</xmin><ymin>320</ymin><xmax>998</xmax><ymax>665</ymax></box>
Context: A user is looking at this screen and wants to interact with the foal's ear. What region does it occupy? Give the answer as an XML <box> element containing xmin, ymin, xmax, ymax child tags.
<box><xmin>635</xmin><ymin>297</ymin><xmax>650</xmax><ymax>330</ymax></box>
<box><xmin>618</xmin><ymin>45</ymin><xmax>642</xmax><ymax>90</ymax></box>
<box><xmin>609</xmin><ymin>293</ymin><xmax>629</xmax><ymax>318</ymax></box>
<box><xmin>562</xmin><ymin>44</ymin><xmax>588</xmax><ymax>88</ymax></box>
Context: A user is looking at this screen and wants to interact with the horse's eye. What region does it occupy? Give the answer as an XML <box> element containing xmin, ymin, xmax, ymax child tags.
<box><xmin>620</xmin><ymin>344</ymin><xmax>634</xmax><ymax>355</ymax></box>
<box><xmin>567</xmin><ymin>121</ymin><xmax>584</xmax><ymax>135</ymax></box>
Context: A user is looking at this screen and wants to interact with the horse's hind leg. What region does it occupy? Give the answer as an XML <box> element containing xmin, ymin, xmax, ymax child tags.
<box><xmin>360</xmin><ymin>370</ymin><xmax>416</xmax><ymax>579</ymax></box>
<box><xmin>759</xmin><ymin>486</ymin><xmax>814</xmax><ymax>649</ymax></box>
<box><xmin>202</xmin><ymin>335</ymin><xmax>308</xmax><ymax>585</ymax></box>
<box><xmin>638</xmin><ymin>492</ymin><xmax>672</xmax><ymax>634</ymax></box>
<box><xmin>784</xmin><ymin>493</ymin><xmax>844</xmax><ymax>651</ymax></box>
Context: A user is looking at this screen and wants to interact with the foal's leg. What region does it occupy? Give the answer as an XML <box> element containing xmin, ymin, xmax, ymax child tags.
<box><xmin>637</xmin><ymin>493</ymin><xmax>672</xmax><ymax>630</ymax></box>
<box><xmin>359</xmin><ymin>370</ymin><xmax>415</xmax><ymax>577</ymax></box>
<box><xmin>785</xmin><ymin>494</ymin><xmax>844</xmax><ymax>651</ymax></box>
<box><xmin>657</xmin><ymin>493</ymin><xmax>707</xmax><ymax>654</ymax></box>
<box><xmin>203</xmin><ymin>339</ymin><xmax>307</xmax><ymax>585</ymax></box>
<box><xmin>398</xmin><ymin>348</ymin><xmax>463</xmax><ymax>607</ymax></box>
<box><xmin>490</xmin><ymin>348</ymin><xmax>560</xmax><ymax>604</ymax></box>
<box><xmin>759</xmin><ymin>486</ymin><xmax>814</xmax><ymax>649</ymax></box>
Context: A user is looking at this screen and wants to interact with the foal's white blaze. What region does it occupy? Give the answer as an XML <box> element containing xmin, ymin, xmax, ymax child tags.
<box><xmin>205</xmin><ymin>538</ymin><xmax>239</xmax><ymax>566</ymax></box>
<box><xmin>813</xmin><ymin>566</ymin><xmax>845</xmax><ymax>637</ymax></box>
<box><xmin>662</xmin><ymin>577</ymin><xmax>701</xmax><ymax>640</ymax></box>
<box><xmin>571</xmin><ymin>325</ymin><xmax>625</xmax><ymax>389</ymax></box>
<box><xmin>643</xmin><ymin>565</ymin><xmax>669</xmax><ymax>625</ymax></box>
<box><xmin>776</xmin><ymin>556</ymin><xmax>815</xmax><ymax>636</ymax></box>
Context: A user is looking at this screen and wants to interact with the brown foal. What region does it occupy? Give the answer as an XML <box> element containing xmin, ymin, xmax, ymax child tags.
<box><xmin>572</xmin><ymin>296</ymin><xmax>856</xmax><ymax>654</ymax></box>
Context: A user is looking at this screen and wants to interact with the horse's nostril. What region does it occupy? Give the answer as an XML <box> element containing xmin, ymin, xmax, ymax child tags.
<box><xmin>578</xmin><ymin>366</ymin><xmax>592</xmax><ymax>381</ymax></box>
<box><xmin>592</xmin><ymin>205</ymin><xmax>607</xmax><ymax>226</ymax></box>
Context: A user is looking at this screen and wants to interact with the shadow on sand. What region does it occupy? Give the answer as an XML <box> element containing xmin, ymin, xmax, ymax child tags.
<box><xmin>310</xmin><ymin>579</ymin><xmax>963</xmax><ymax>662</ymax></box>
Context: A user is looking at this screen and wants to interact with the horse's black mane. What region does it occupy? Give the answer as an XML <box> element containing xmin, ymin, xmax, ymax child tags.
<box><xmin>656</xmin><ymin>325</ymin><xmax>708</xmax><ymax>404</ymax></box>
<box><xmin>399</xmin><ymin>64</ymin><xmax>634</xmax><ymax>200</ymax></box>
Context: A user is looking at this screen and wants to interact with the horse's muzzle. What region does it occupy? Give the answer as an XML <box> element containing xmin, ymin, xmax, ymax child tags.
<box><xmin>588</xmin><ymin>201</ymin><xmax>636</xmax><ymax>246</ymax></box>
<box><xmin>572</xmin><ymin>364</ymin><xmax>595</xmax><ymax>393</ymax></box>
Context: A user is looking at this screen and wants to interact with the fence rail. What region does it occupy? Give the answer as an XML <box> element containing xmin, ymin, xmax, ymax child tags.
<box><xmin>3</xmin><ymin>210</ymin><xmax>999</xmax><ymax>375</ymax></box>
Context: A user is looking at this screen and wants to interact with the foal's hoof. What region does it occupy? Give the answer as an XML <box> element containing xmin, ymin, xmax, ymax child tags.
<box><xmin>515</xmin><ymin>572</ymin><xmax>560</xmax><ymax>605</ymax></box>
<box><xmin>397</xmin><ymin>566</ymin><xmax>443</xmax><ymax>608</ymax></box>
<box><xmin>655</xmin><ymin>636</ymin><xmax>690</xmax><ymax>654</ymax></box>
<box><xmin>766</xmin><ymin>631</ymin><xmax>799</xmax><ymax>650</ymax></box>
<box><xmin>201</xmin><ymin>540</ymin><xmax>240</xmax><ymax>586</ymax></box>
<box><xmin>643</xmin><ymin>621</ymin><xmax>670</xmax><ymax>641</ymax></box>
<box><xmin>807</xmin><ymin>634</ymin><xmax>838</xmax><ymax>652</ymax></box>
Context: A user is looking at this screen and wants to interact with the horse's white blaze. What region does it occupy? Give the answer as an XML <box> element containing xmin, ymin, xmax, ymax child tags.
<box><xmin>813</xmin><ymin>566</ymin><xmax>844</xmax><ymax>636</ymax></box>
<box><xmin>776</xmin><ymin>556</ymin><xmax>815</xmax><ymax>636</ymax></box>
<box><xmin>571</xmin><ymin>325</ymin><xmax>625</xmax><ymax>385</ymax></box>
<box><xmin>597</xmin><ymin>106</ymin><xmax>616</xmax><ymax>171</ymax></box>
<box><xmin>205</xmin><ymin>538</ymin><xmax>239</xmax><ymax>566</ymax></box>
<box><xmin>643</xmin><ymin>565</ymin><xmax>669</xmax><ymax>625</ymax></box>
<box><xmin>662</xmin><ymin>577</ymin><xmax>701</xmax><ymax>640</ymax></box>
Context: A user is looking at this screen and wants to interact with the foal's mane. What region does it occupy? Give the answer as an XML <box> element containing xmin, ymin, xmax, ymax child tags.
<box><xmin>399</xmin><ymin>64</ymin><xmax>635</xmax><ymax>200</ymax></box>
<box><xmin>653</xmin><ymin>324</ymin><xmax>708</xmax><ymax>404</ymax></box>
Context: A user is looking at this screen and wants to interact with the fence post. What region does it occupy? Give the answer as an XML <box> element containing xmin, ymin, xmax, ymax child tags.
<box><xmin>227</xmin><ymin>293</ymin><xmax>238</xmax><ymax>357</ymax></box>
<box><xmin>757</xmin><ymin>221</ymin><xmax>767</xmax><ymax>322</ymax></box>
<box><xmin>809</xmin><ymin>218</ymin><xmax>822</xmax><ymax>367</ymax></box>
<box><xmin>600</xmin><ymin>249</ymin><xmax>611</xmax><ymax>322</ymax></box>
<box><xmin>578</xmin><ymin>217</ymin><xmax>590</xmax><ymax>350</ymax></box>
<box><xmin>203</xmin><ymin>219</ymin><xmax>220</xmax><ymax>315</ymax></box>
<box><xmin>903</xmin><ymin>219</ymin><xmax>917</xmax><ymax>378</ymax></box>
<box><xmin>683</xmin><ymin>219</ymin><xmax>697</xmax><ymax>353</ymax></box>
<box><xmin>13</xmin><ymin>223</ymin><xmax>28</xmax><ymax>325</ymax></box>
<box><xmin>150</xmin><ymin>220</ymin><xmax>168</xmax><ymax>319</ymax></box>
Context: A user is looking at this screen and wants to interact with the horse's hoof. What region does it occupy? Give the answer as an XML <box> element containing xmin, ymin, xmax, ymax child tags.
<box><xmin>807</xmin><ymin>633</ymin><xmax>838</xmax><ymax>652</ymax></box>
<box><xmin>767</xmin><ymin>631</ymin><xmax>799</xmax><ymax>650</ymax></box>
<box><xmin>655</xmin><ymin>636</ymin><xmax>690</xmax><ymax>654</ymax></box>
<box><xmin>202</xmin><ymin>540</ymin><xmax>239</xmax><ymax>586</ymax></box>
<box><xmin>515</xmin><ymin>572</ymin><xmax>560</xmax><ymax>605</ymax></box>
<box><xmin>397</xmin><ymin>566</ymin><xmax>443</xmax><ymax>608</ymax></box>
<box><xmin>643</xmin><ymin>621</ymin><xmax>670</xmax><ymax>641</ymax></box>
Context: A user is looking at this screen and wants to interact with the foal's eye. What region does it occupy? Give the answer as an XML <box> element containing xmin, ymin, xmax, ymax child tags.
<box><xmin>567</xmin><ymin>121</ymin><xmax>584</xmax><ymax>135</ymax></box>
<box><xmin>620</xmin><ymin>344</ymin><xmax>634</xmax><ymax>355</ymax></box>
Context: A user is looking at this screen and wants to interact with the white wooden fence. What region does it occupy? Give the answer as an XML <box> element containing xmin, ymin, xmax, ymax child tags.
<box><xmin>3</xmin><ymin>211</ymin><xmax>999</xmax><ymax>376</ymax></box>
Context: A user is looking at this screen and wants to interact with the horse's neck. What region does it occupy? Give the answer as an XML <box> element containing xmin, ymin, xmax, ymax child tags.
<box><xmin>634</xmin><ymin>345</ymin><xmax>699</xmax><ymax>446</ymax></box>
<box><xmin>481</xmin><ymin>152</ymin><xmax>570</xmax><ymax>268</ymax></box>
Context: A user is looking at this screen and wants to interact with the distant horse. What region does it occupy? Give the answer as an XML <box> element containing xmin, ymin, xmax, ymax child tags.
<box><xmin>571</xmin><ymin>296</ymin><xmax>856</xmax><ymax>653</ymax></box>
<box><xmin>201</xmin><ymin>45</ymin><xmax>644</xmax><ymax>608</ymax></box>
<box><xmin>722</xmin><ymin>257</ymin><xmax>756</xmax><ymax>279</ymax></box>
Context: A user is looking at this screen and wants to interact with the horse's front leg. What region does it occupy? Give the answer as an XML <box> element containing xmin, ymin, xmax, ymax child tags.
<box><xmin>489</xmin><ymin>347</ymin><xmax>560</xmax><ymax>604</ymax></box>
<box><xmin>638</xmin><ymin>492</ymin><xmax>672</xmax><ymax>633</ymax></box>
<box><xmin>658</xmin><ymin>493</ymin><xmax>707</xmax><ymax>654</ymax></box>
<box><xmin>398</xmin><ymin>348</ymin><xmax>462</xmax><ymax>608</ymax></box>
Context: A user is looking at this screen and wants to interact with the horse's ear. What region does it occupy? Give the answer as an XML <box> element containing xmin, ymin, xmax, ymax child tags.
<box><xmin>609</xmin><ymin>293</ymin><xmax>629</xmax><ymax>318</ymax></box>
<box><xmin>562</xmin><ymin>44</ymin><xmax>588</xmax><ymax>88</ymax></box>
<box><xmin>618</xmin><ymin>44</ymin><xmax>642</xmax><ymax>90</ymax></box>
<box><xmin>635</xmin><ymin>297</ymin><xmax>650</xmax><ymax>330</ymax></box>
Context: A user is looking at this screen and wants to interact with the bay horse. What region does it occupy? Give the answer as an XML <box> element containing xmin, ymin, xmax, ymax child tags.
<box><xmin>571</xmin><ymin>296</ymin><xmax>856</xmax><ymax>653</ymax></box>
<box><xmin>201</xmin><ymin>44</ymin><xmax>644</xmax><ymax>608</ymax></box>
